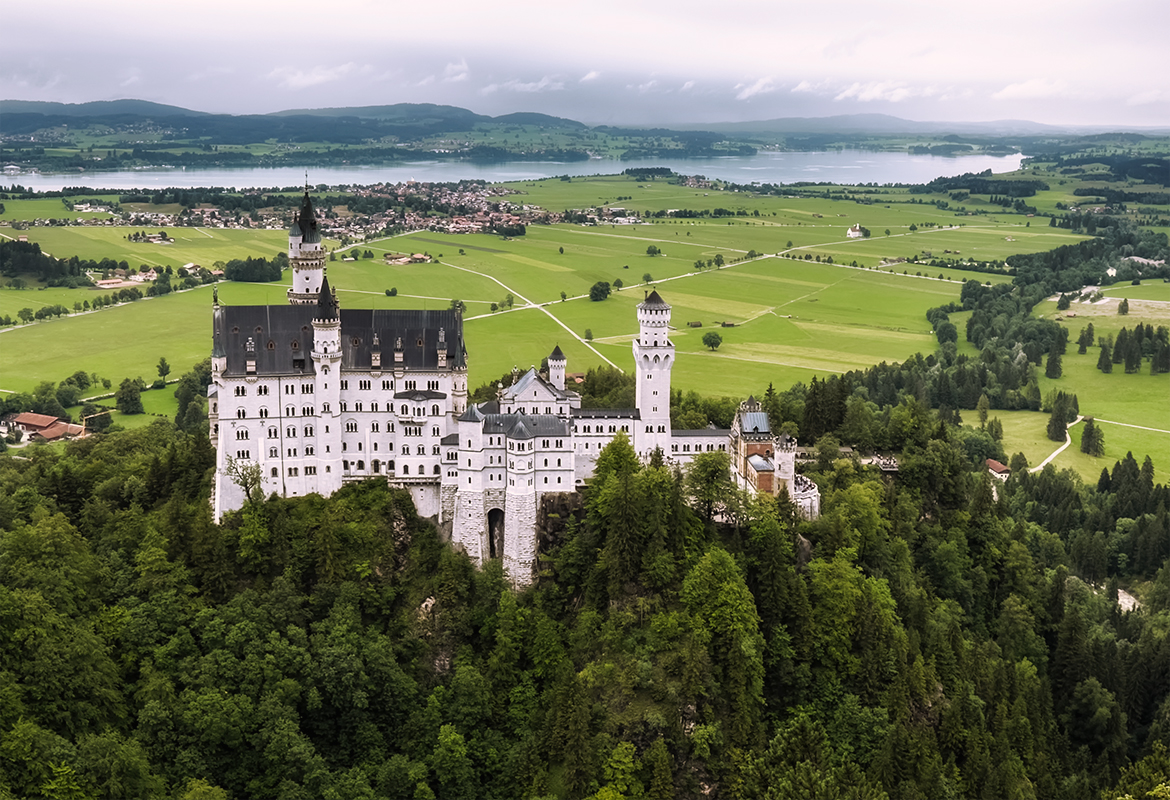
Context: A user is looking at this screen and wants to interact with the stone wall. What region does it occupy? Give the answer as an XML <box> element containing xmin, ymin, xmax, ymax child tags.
<box><xmin>504</xmin><ymin>491</ymin><xmax>538</xmax><ymax>586</ymax></box>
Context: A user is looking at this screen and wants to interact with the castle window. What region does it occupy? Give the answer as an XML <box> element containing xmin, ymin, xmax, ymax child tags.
<box><xmin>259</xmin><ymin>408</ymin><xmax>269</xmax><ymax>418</ymax></box>
<box><xmin>544</xmin><ymin>477</ymin><xmax>548</xmax><ymax>484</ymax></box>
<box><xmin>235</xmin><ymin>429</ymin><xmax>249</xmax><ymax>440</ymax></box>
<box><xmin>433</xmin><ymin>445</ymin><xmax>440</xmax><ymax>455</ymax></box>
<box><xmin>235</xmin><ymin>386</ymin><xmax>246</xmax><ymax>396</ymax></box>
<box><xmin>269</xmin><ymin>446</ymin><xmax>278</xmax><ymax>457</ymax></box>
<box><xmin>372</xmin><ymin>460</ymin><xmax>381</xmax><ymax>473</ymax></box>
<box><xmin>401</xmin><ymin>404</ymin><xmax>408</xmax><ymax>415</ymax></box>
<box><xmin>371</xmin><ymin>402</ymin><xmax>378</xmax><ymax>412</ymax></box>
<box><xmin>340</xmin><ymin>402</ymin><xmax>348</xmax><ymax>412</ymax></box>
<box><xmin>257</xmin><ymin>385</ymin><xmax>269</xmax><ymax>396</ymax></box>
<box><xmin>236</xmin><ymin>409</ymin><xmax>246</xmax><ymax>419</ymax></box>
<box><xmin>416</xmin><ymin>338</ymin><xmax>423</xmax><ymax>347</ymax></box>
<box><xmin>543</xmin><ymin>459</ymin><xmax>548</xmax><ymax>467</ymax></box>
<box><xmin>255</xmin><ymin>327</ymin><xmax>262</xmax><ymax>335</ymax></box>
<box><xmin>360</xmin><ymin>380</ymin><xmax>371</xmax><ymax>391</ymax></box>
<box><xmin>432</xmin><ymin>426</ymin><xmax>440</xmax><ymax>437</ymax></box>
<box><xmin>371</xmin><ymin>422</ymin><xmax>380</xmax><ymax>432</ymax></box>
<box><xmin>268</xmin><ymin>427</ymin><xmax>277</xmax><ymax>438</ymax></box>
<box><xmin>271</xmin><ymin>467</ymin><xmax>278</xmax><ymax>477</ymax></box>
<box><xmin>236</xmin><ymin>450</ymin><xmax>250</xmax><ymax>459</ymax></box>
<box><xmin>346</xmin><ymin>422</ymin><xmax>357</xmax><ymax>432</ymax></box>
<box><xmin>434</xmin><ymin>465</ymin><xmax>441</xmax><ymax>475</ymax></box>
<box><xmin>427</xmin><ymin>380</ymin><xmax>439</xmax><ymax>391</ymax></box>
<box><xmin>355</xmin><ymin>402</ymin><xmax>363</xmax><ymax>412</ymax></box>
<box><xmin>232</xmin><ymin>326</ymin><xmax>239</xmax><ymax>334</ymax></box>
<box><xmin>382</xmin><ymin>380</ymin><xmax>392</xmax><ymax>390</ymax></box>
<box><xmin>267</xmin><ymin>341</ymin><xmax>275</xmax><ymax>350</ymax></box>
<box><xmin>683</xmin><ymin>444</ymin><xmax>690</xmax><ymax>452</ymax></box>
<box><xmin>431</xmin><ymin>404</ymin><xmax>439</xmax><ymax>416</ymax></box>
<box><xmin>340</xmin><ymin>380</ymin><xmax>349</xmax><ymax>390</ymax></box>
<box><xmin>402</xmin><ymin>445</ymin><xmax>409</xmax><ymax>454</ymax></box>
<box><xmin>321</xmin><ymin>403</ymin><xmax>330</xmax><ymax>413</ymax></box>
<box><xmin>672</xmin><ymin>444</ymin><xmax>678</xmax><ymax>452</ymax></box>
<box><xmin>285</xmin><ymin>385</ymin><xmax>295</xmax><ymax>395</ymax></box>
<box><xmin>416</xmin><ymin>445</ymin><xmax>424</xmax><ymax>455</ymax></box>
<box><xmin>352</xmin><ymin>337</ymin><xmax>361</xmax><ymax>347</ymax></box>
<box><xmin>402</xmin><ymin>464</ymin><xmax>409</xmax><ymax>475</ymax></box>
<box><xmin>287</xmin><ymin>448</ymin><xmax>297</xmax><ymax>457</ymax></box>
<box><xmin>343</xmin><ymin>460</ymin><xmax>350</xmax><ymax>471</ymax></box>
<box><xmin>291</xmin><ymin>340</ymin><xmax>299</xmax><ymax>350</ymax></box>
<box><xmin>303</xmin><ymin>406</ymin><xmax>313</xmax><ymax>416</ymax></box>
<box><xmin>287</xmin><ymin>426</ymin><xmax>296</xmax><ymax>437</ymax></box>
<box><xmin>305</xmin><ymin>466</ymin><xmax>316</xmax><ymax>475</ymax></box>
<box><xmin>305</xmin><ymin>446</ymin><xmax>314</xmax><ymax>455</ymax></box>
<box><xmin>557</xmin><ymin>458</ymin><xmax>562</xmax><ymax>467</ymax></box>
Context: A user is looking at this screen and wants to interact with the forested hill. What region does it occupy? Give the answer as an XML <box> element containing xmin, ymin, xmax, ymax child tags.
<box><xmin>1</xmin><ymin>391</ymin><xmax>1169</xmax><ymax>798</ymax></box>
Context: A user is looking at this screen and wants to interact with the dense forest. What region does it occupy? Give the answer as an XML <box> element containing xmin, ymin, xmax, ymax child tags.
<box><xmin>1</xmin><ymin>355</ymin><xmax>1169</xmax><ymax>799</ymax></box>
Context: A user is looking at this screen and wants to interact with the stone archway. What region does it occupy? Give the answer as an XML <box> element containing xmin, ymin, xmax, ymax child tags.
<box><xmin>487</xmin><ymin>507</ymin><xmax>505</xmax><ymax>560</ymax></box>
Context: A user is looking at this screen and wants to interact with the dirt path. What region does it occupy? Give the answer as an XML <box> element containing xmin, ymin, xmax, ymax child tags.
<box><xmin>1030</xmin><ymin>415</ymin><xmax>1084</xmax><ymax>473</ymax></box>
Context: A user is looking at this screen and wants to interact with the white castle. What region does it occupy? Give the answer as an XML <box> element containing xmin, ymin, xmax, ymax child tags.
<box><xmin>210</xmin><ymin>192</ymin><xmax>819</xmax><ymax>583</ymax></box>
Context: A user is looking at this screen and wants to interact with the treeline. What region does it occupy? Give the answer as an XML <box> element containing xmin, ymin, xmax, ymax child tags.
<box><xmin>909</xmin><ymin>169</ymin><xmax>1049</xmax><ymax>197</ymax></box>
<box><xmin>223</xmin><ymin>252</ymin><xmax>287</xmax><ymax>282</ymax></box>
<box><xmin>1</xmin><ymin>397</ymin><xmax>1169</xmax><ymax>797</ymax></box>
<box><xmin>1092</xmin><ymin>323</ymin><xmax>1170</xmax><ymax>375</ymax></box>
<box><xmin>1010</xmin><ymin>218</ymin><xmax>1170</xmax><ymax>290</ymax></box>
<box><xmin>0</xmin><ymin>239</ymin><xmax>93</xmax><ymax>285</ymax></box>
<box><xmin>1072</xmin><ymin>186</ymin><xmax>1170</xmax><ymax>206</ymax></box>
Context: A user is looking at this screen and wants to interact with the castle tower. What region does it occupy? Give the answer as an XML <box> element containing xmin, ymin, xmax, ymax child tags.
<box><xmin>311</xmin><ymin>276</ymin><xmax>344</xmax><ymax>494</ymax></box>
<box><xmin>633</xmin><ymin>290</ymin><xmax>673</xmax><ymax>456</ymax></box>
<box><xmin>548</xmin><ymin>344</ymin><xmax>566</xmax><ymax>392</ymax></box>
<box><xmin>287</xmin><ymin>190</ymin><xmax>326</xmax><ymax>305</ymax></box>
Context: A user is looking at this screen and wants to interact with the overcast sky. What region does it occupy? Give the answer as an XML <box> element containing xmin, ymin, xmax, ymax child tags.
<box><xmin>4</xmin><ymin>0</ymin><xmax>1168</xmax><ymax>127</ymax></box>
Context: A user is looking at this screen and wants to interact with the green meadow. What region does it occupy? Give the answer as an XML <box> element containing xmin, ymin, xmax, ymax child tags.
<box><xmin>12</xmin><ymin>173</ymin><xmax>1165</xmax><ymax>478</ymax></box>
<box><xmin>2</xmin><ymin>225</ymin><xmax>292</xmax><ymax>269</ymax></box>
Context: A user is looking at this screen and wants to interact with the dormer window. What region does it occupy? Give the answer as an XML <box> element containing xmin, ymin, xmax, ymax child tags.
<box><xmin>267</xmin><ymin>340</ymin><xmax>275</xmax><ymax>350</ymax></box>
<box><xmin>291</xmin><ymin>340</ymin><xmax>300</xmax><ymax>350</ymax></box>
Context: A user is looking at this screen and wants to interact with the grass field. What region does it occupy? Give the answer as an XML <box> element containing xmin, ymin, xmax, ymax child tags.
<box><xmin>0</xmin><ymin>196</ymin><xmax>121</xmax><ymax>221</ymax></box>
<box><xmin>2</xmin><ymin>226</ymin><xmax>293</xmax><ymax>269</ymax></box>
<box><xmin>1015</xmin><ymin>297</ymin><xmax>1170</xmax><ymax>482</ymax></box>
<box><xmin>5</xmin><ymin>173</ymin><xmax>1165</xmax><ymax>479</ymax></box>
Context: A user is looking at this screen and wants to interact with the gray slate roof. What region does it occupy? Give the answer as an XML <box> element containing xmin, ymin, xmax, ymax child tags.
<box><xmin>480</xmin><ymin>414</ymin><xmax>570</xmax><ymax>439</ymax></box>
<box><xmin>215</xmin><ymin>305</ymin><xmax>465</xmax><ymax>376</ymax></box>
<box><xmin>739</xmin><ymin>411</ymin><xmax>771</xmax><ymax>434</ymax></box>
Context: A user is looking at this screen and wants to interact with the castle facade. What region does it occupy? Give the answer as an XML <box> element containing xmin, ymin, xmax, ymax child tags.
<box><xmin>210</xmin><ymin>193</ymin><xmax>819</xmax><ymax>584</ymax></box>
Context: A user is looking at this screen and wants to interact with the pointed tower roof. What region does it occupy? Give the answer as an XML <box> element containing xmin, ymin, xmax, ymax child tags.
<box><xmin>549</xmin><ymin>344</ymin><xmax>566</xmax><ymax>361</ymax></box>
<box><xmin>315</xmin><ymin>274</ymin><xmax>338</xmax><ymax>320</ymax></box>
<box><xmin>641</xmin><ymin>289</ymin><xmax>669</xmax><ymax>308</ymax></box>
<box><xmin>295</xmin><ymin>190</ymin><xmax>321</xmax><ymax>244</ymax></box>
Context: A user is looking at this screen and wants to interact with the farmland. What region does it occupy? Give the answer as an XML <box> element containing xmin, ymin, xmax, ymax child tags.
<box><xmin>6</xmin><ymin>170</ymin><xmax>1169</xmax><ymax>482</ymax></box>
<box><xmin>2</xmin><ymin>177</ymin><xmax>1091</xmax><ymax>404</ymax></box>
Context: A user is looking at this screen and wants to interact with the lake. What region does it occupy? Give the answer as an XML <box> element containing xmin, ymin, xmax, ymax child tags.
<box><xmin>2</xmin><ymin>150</ymin><xmax>1025</xmax><ymax>192</ymax></box>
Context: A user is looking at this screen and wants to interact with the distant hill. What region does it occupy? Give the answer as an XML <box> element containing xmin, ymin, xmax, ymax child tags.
<box><xmin>0</xmin><ymin>99</ymin><xmax>208</xmax><ymax>117</ymax></box>
<box><xmin>271</xmin><ymin>103</ymin><xmax>587</xmax><ymax>130</ymax></box>
<box><xmin>667</xmin><ymin>114</ymin><xmax>1063</xmax><ymax>137</ymax></box>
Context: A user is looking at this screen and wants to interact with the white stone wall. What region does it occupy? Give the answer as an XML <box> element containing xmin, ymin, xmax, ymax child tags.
<box><xmin>504</xmin><ymin>490</ymin><xmax>538</xmax><ymax>586</ymax></box>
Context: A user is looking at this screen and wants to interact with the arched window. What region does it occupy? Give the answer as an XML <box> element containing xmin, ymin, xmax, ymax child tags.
<box><xmin>402</xmin><ymin>464</ymin><xmax>410</xmax><ymax>475</ymax></box>
<box><xmin>431</xmin><ymin>404</ymin><xmax>439</xmax><ymax>416</ymax></box>
<box><xmin>291</xmin><ymin>340</ymin><xmax>300</xmax><ymax>350</ymax></box>
<box><xmin>372</xmin><ymin>460</ymin><xmax>381</xmax><ymax>473</ymax></box>
<box><xmin>271</xmin><ymin>467</ymin><xmax>278</xmax><ymax>477</ymax></box>
<box><xmin>433</xmin><ymin>464</ymin><xmax>441</xmax><ymax>475</ymax></box>
<box><xmin>401</xmin><ymin>404</ymin><xmax>408</xmax><ymax>415</ymax></box>
<box><xmin>267</xmin><ymin>340</ymin><xmax>275</xmax><ymax>350</ymax></box>
<box><xmin>357</xmin><ymin>460</ymin><xmax>365</xmax><ymax>471</ymax></box>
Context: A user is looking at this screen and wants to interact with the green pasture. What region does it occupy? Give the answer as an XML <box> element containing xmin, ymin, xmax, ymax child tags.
<box><xmin>6</xmin><ymin>226</ymin><xmax>293</xmax><ymax>269</ymax></box>
<box><xmin>0</xmin><ymin>283</ymin><xmax>105</xmax><ymax>318</ymax></box>
<box><xmin>1099</xmin><ymin>283</ymin><xmax>1170</xmax><ymax>302</ymax></box>
<box><xmin>0</xmin><ymin>282</ymin><xmax>265</xmax><ymax>395</ymax></box>
<box><xmin>0</xmin><ymin>196</ymin><xmax>121</xmax><ymax>221</ymax></box>
<box><xmin>993</xmin><ymin>410</ymin><xmax>1168</xmax><ymax>486</ymax></box>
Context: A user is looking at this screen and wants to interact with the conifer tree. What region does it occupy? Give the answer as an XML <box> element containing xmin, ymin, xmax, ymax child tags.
<box><xmin>1097</xmin><ymin>340</ymin><xmax>1113</xmax><ymax>373</ymax></box>
<box><xmin>1080</xmin><ymin>417</ymin><xmax>1104</xmax><ymax>457</ymax></box>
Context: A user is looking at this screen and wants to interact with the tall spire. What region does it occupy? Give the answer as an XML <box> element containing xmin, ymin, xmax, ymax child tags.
<box><xmin>315</xmin><ymin>274</ymin><xmax>338</xmax><ymax>320</ymax></box>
